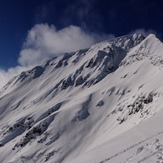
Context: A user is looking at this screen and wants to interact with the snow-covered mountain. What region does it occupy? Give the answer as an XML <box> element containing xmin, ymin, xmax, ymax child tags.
<box><xmin>1</xmin><ymin>33</ymin><xmax>163</xmax><ymax>163</ymax></box>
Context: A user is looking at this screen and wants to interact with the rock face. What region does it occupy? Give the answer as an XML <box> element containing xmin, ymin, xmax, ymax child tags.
<box><xmin>1</xmin><ymin>33</ymin><xmax>163</xmax><ymax>163</ymax></box>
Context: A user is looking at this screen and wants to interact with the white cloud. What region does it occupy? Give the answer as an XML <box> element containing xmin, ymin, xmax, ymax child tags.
<box><xmin>19</xmin><ymin>24</ymin><xmax>100</xmax><ymax>66</ymax></box>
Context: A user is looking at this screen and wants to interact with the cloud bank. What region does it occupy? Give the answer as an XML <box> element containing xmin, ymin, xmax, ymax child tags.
<box><xmin>0</xmin><ymin>24</ymin><xmax>113</xmax><ymax>88</ymax></box>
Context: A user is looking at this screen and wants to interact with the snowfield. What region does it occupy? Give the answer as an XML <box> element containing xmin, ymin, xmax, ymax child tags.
<box><xmin>1</xmin><ymin>33</ymin><xmax>163</xmax><ymax>163</ymax></box>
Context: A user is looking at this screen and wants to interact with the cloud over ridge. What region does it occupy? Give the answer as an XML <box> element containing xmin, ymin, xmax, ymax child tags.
<box><xmin>0</xmin><ymin>24</ymin><xmax>157</xmax><ymax>89</ymax></box>
<box><xmin>0</xmin><ymin>24</ymin><xmax>113</xmax><ymax>88</ymax></box>
<box><xmin>19</xmin><ymin>24</ymin><xmax>96</xmax><ymax>66</ymax></box>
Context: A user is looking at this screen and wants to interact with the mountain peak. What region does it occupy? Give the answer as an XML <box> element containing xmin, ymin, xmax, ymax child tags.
<box><xmin>121</xmin><ymin>33</ymin><xmax>163</xmax><ymax>66</ymax></box>
<box><xmin>146</xmin><ymin>33</ymin><xmax>156</xmax><ymax>39</ymax></box>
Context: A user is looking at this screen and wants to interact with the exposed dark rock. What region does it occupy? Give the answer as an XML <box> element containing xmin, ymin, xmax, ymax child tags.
<box><xmin>144</xmin><ymin>94</ymin><xmax>153</xmax><ymax>104</ymax></box>
<box><xmin>96</xmin><ymin>100</ymin><xmax>104</xmax><ymax>107</ymax></box>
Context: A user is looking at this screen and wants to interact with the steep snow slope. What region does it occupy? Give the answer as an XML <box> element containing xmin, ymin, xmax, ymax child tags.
<box><xmin>1</xmin><ymin>33</ymin><xmax>163</xmax><ymax>163</ymax></box>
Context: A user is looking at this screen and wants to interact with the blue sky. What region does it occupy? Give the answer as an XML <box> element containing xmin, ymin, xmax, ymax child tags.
<box><xmin>0</xmin><ymin>0</ymin><xmax>163</xmax><ymax>86</ymax></box>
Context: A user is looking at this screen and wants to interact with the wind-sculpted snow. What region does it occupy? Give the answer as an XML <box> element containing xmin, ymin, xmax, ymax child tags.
<box><xmin>1</xmin><ymin>33</ymin><xmax>163</xmax><ymax>163</ymax></box>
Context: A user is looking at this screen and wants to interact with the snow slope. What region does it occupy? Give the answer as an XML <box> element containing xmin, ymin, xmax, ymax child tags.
<box><xmin>1</xmin><ymin>33</ymin><xmax>163</xmax><ymax>163</ymax></box>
